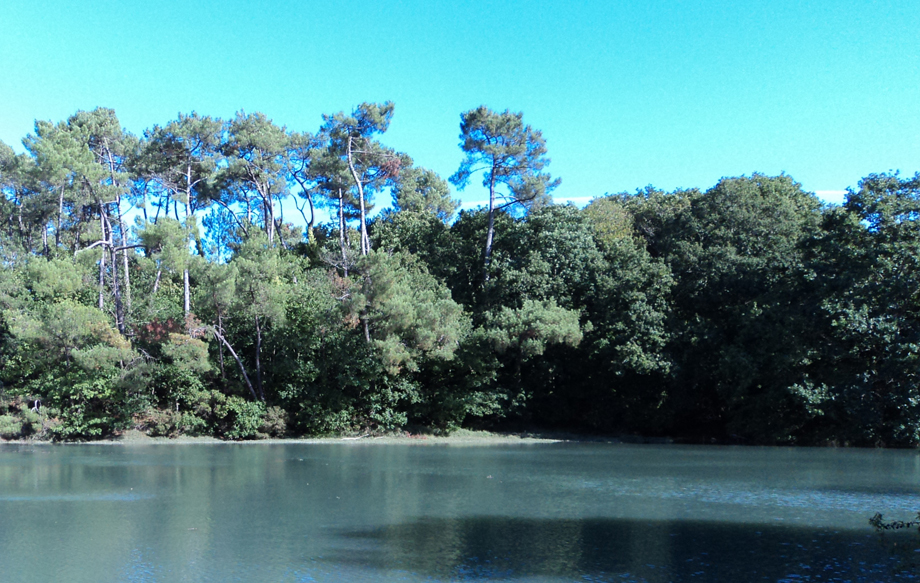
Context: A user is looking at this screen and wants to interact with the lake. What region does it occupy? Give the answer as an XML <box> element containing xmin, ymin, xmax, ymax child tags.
<box><xmin>0</xmin><ymin>441</ymin><xmax>918</xmax><ymax>582</ymax></box>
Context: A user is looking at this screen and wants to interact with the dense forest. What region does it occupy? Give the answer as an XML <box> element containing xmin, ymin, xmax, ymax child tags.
<box><xmin>1</xmin><ymin>104</ymin><xmax>918</xmax><ymax>446</ymax></box>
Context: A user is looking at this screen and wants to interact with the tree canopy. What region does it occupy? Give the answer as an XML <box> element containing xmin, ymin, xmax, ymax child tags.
<box><xmin>1</xmin><ymin>104</ymin><xmax>917</xmax><ymax>447</ymax></box>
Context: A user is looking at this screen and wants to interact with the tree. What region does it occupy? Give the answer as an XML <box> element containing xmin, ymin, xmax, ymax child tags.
<box><xmin>136</xmin><ymin>218</ymin><xmax>192</xmax><ymax>302</ymax></box>
<box><xmin>285</xmin><ymin>130</ymin><xmax>322</xmax><ymax>238</ymax></box>
<box><xmin>0</xmin><ymin>143</ymin><xmax>38</xmax><ymax>258</ymax></box>
<box><xmin>318</xmin><ymin>102</ymin><xmax>405</xmax><ymax>256</ymax></box>
<box><xmin>2</xmin><ymin>281</ymin><xmax>141</xmax><ymax>439</ymax></box>
<box><xmin>135</xmin><ymin>112</ymin><xmax>222</xmax><ymax>316</ymax></box>
<box><xmin>449</xmin><ymin>106</ymin><xmax>560</xmax><ymax>279</ymax></box>
<box><xmin>65</xmin><ymin>108</ymin><xmax>138</xmax><ymax>335</ymax></box>
<box><xmin>579</xmin><ymin>215</ymin><xmax>674</xmax><ymax>432</ymax></box>
<box><xmin>802</xmin><ymin>172</ymin><xmax>920</xmax><ymax>445</ymax></box>
<box><xmin>21</xmin><ymin>120</ymin><xmax>96</xmax><ymax>252</ymax></box>
<box><xmin>345</xmin><ymin>250</ymin><xmax>466</xmax><ymax>375</ymax></box>
<box><xmin>478</xmin><ymin>299</ymin><xmax>583</xmax><ymax>410</ymax></box>
<box><xmin>227</xmin><ymin>231</ymin><xmax>290</xmax><ymax>401</ymax></box>
<box><xmin>219</xmin><ymin>112</ymin><xmax>289</xmax><ymax>246</ymax></box>
<box><xmin>391</xmin><ymin>166</ymin><xmax>458</xmax><ymax>222</ymax></box>
<box><xmin>649</xmin><ymin>175</ymin><xmax>823</xmax><ymax>441</ymax></box>
<box><xmin>371</xmin><ymin>166</ymin><xmax>459</xmax><ymax>276</ymax></box>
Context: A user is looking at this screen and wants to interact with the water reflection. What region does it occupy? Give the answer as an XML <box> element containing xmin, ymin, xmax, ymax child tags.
<box><xmin>1</xmin><ymin>443</ymin><xmax>918</xmax><ymax>582</ymax></box>
<box><xmin>328</xmin><ymin>516</ymin><xmax>919</xmax><ymax>582</ymax></box>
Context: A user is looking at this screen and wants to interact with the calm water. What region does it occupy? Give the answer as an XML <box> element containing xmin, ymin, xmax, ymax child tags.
<box><xmin>0</xmin><ymin>442</ymin><xmax>918</xmax><ymax>582</ymax></box>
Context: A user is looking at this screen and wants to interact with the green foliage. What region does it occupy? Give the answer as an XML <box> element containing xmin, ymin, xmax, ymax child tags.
<box><xmin>371</xmin><ymin>208</ymin><xmax>455</xmax><ymax>272</ymax></box>
<box><xmin>475</xmin><ymin>299</ymin><xmax>584</xmax><ymax>420</ymax></box>
<box><xmin>350</xmin><ymin>251</ymin><xmax>467</xmax><ymax>374</ymax></box>
<box><xmin>500</xmin><ymin>205</ymin><xmax>604</xmax><ymax>309</ymax></box>
<box><xmin>450</xmin><ymin>106</ymin><xmax>560</xmax><ymax>214</ymax></box>
<box><xmin>22</xmin><ymin>258</ymin><xmax>85</xmax><ymax>300</ymax></box>
<box><xmin>212</xmin><ymin>394</ymin><xmax>265</xmax><ymax>440</ymax></box>
<box><xmin>568</xmin><ymin>233</ymin><xmax>675</xmax><ymax>433</ymax></box>
<box><xmin>139</xmin><ymin>408</ymin><xmax>208</xmax><ymax>438</ymax></box>
<box><xmin>137</xmin><ymin>218</ymin><xmax>192</xmax><ymax>274</ymax></box>
<box><xmin>4</xmin><ymin>300</ymin><xmax>129</xmax><ymax>361</ymax></box>
<box><xmin>161</xmin><ymin>333</ymin><xmax>211</xmax><ymax>375</ymax></box>
<box><xmin>450</xmin><ymin>106</ymin><xmax>560</xmax><ymax>275</ymax></box>
<box><xmin>588</xmin><ymin>237</ymin><xmax>673</xmax><ymax>376</ymax></box>
<box><xmin>0</xmin><ymin>415</ymin><xmax>23</xmax><ymax>439</ymax></box>
<box><xmin>391</xmin><ymin>166</ymin><xmax>459</xmax><ymax>222</ymax></box>
<box><xmin>800</xmin><ymin>173</ymin><xmax>920</xmax><ymax>446</ymax></box>
<box><xmin>50</xmin><ymin>372</ymin><xmax>122</xmax><ymax>439</ymax></box>
<box><xmin>0</xmin><ymin>395</ymin><xmax>46</xmax><ymax>439</ymax></box>
<box><xmin>583</xmin><ymin>196</ymin><xmax>635</xmax><ymax>247</ymax></box>
<box><xmin>481</xmin><ymin>299</ymin><xmax>583</xmax><ymax>359</ymax></box>
<box><xmin>261</xmin><ymin>406</ymin><xmax>289</xmax><ymax>437</ymax></box>
<box><xmin>231</xmin><ymin>232</ymin><xmax>289</xmax><ymax>325</ymax></box>
<box><xmin>5</xmin><ymin>103</ymin><xmax>920</xmax><ymax>446</ymax></box>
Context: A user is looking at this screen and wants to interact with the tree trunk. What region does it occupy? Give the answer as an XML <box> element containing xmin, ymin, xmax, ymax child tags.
<box><xmin>266</xmin><ymin>196</ymin><xmax>276</xmax><ymax>245</ymax></box>
<box><xmin>252</xmin><ymin>167</ymin><xmax>276</xmax><ymax>246</ymax></box>
<box><xmin>254</xmin><ymin>315</ymin><xmax>265</xmax><ymax>401</ymax></box>
<box><xmin>117</xmin><ymin>196</ymin><xmax>131</xmax><ymax>316</ymax></box>
<box><xmin>98</xmin><ymin>210</ymin><xmax>106</xmax><ymax>310</ymax></box>
<box><xmin>111</xmin><ymin>242</ymin><xmax>124</xmax><ymax>334</ymax></box>
<box><xmin>183</xmin><ymin>176</ymin><xmax>193</xmax><ymax>317</ymax></box>
<box><xmin>338</xmin><ymin>189</ymin><xmax>348</xmax><ymax>276</ymax></box>
<box><xmin>216</xmin><ymin>308</ymin><xmax>226</xmax><ymax>379</ymax></box>
<box><xmin>56</xmin><ymin>186</ymin><xmax>64</xmax><ymax>248</ymax></box>
<box><xmin>105</xmin><ymin>145</ymin><xmax>131</xmax><ymax>317</ymax></box>
<box><xmin>347</xmin><ymin>137</ymin><xmax>370</xmax><ymax>256</ymax></box>
<box><xmin>183</xmin><ymin>269</ymin><xmax>191</xmax><ymax>316</ymax></box>
<box><xmin>483</xmin><ymin>171</ymin><xmax>497</xmax><ymax>282</ymax></box>
<box><xmin>104</xmin><ymin>212</ymin><xmax>125</xmax><ymax>335</ymax></box>
<box><xmin>211</xmin><ymin>328</ymin><xmax>259</xmax><ymax>401</ymax></box>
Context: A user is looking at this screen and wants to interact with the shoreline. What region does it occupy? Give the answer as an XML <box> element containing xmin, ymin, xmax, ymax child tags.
<box><xmin>1</xmin><ymin>428</ymin><xmax>673</xmax><ymax>446</ymax></box>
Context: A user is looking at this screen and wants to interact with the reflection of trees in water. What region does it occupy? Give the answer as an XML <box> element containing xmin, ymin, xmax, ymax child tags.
<box><xmin>870</xmin><ymin>512</ymin><xmax>920</xmax><ymax>575</ymax></box>
<box><xmin>328</xmin><ymin>516</ymin><xmax>918</xmax><ymax>582</ymax></box>
<box><xmin>0</xmin><ymin>445</ymin><xmax>294</xmax><ymax>581</ymax></box>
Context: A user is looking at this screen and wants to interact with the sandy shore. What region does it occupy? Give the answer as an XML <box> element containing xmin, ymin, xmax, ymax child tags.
<box><xmin>2</xmin><ymin>428</ymin><xmax>663</xmax><ymax>446</ymax></box>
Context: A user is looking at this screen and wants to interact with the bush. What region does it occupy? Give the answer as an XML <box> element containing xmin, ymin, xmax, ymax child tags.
<box><xmin>260</xmin><ymin>406</ymin><xmax>288</xmax><ymax>437</ymax></box>
<box><xmin>0</xmin><ymin>395</ymin><xmax>54</xmax><ymax>440</ymax></box>
<box><xmin>0</xmin><ymin>415</ymin><xmax>22</xmax><ymax>439</ymax></box>
<box><xmin>212</xmin><ymin>394</ymin><xmax>265</xmax><ymax>440</ymax></box>
<box><xmin>136</xmin><ymin>409</ymin><xmax>208</xmax><ymax>437</ymax></box>
<box><xmin>293</xmin><ymin>401</ymin><xmax>359</xmax><ymax>436</ymax></box>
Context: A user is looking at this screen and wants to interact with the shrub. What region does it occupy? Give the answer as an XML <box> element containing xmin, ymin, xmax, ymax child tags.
<box><xmin>212</xmin><ymin>394</ymin><xmax>265</xmax><ymax>440</ymax></box>
<box><xmin>260</xmin><ymin>406</ymin><xmax>288</xmax><ymax>438</ymax></box>
<box><xmin>0</xmin><ymin>415</ymin><xmax>22</xmax><ymax>439</ymax></box>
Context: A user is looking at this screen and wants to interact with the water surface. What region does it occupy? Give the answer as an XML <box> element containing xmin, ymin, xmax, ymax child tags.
<box><xmin>1</xmin><ymin>442</ymin><xmax>918</xmax><ymax>582</ymax></box>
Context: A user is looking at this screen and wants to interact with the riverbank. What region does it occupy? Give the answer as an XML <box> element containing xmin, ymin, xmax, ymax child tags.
<box><xmin>1</xmin><ymin>428</ymin><xmax>676</xmax><ymax>446</ymax></box>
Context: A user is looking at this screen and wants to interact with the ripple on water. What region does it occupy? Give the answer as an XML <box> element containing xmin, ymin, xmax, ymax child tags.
<box><xmin>575</xmin><ymin>478</ymin><xmax>920</xmax><ymax>515</ymax></box>
<box><xmin>0</xmin><ymin>492</ymin><xmax>153</xmax><ymax>502</ymax></box>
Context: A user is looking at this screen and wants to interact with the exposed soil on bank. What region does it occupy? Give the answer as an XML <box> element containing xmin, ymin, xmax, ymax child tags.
<box><xmin>1</xmin><ymin>428</ymin><xmax>676</xmax><ymax>446</ymax></box>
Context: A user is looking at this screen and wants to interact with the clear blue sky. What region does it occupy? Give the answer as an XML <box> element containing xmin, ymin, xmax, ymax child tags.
<box><xmin>1</xmin><ymin>0</ymin><xmax>917</xmax><ymax>208</ymax></box>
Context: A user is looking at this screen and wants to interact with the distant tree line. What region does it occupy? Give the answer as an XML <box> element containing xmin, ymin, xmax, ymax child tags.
<box><xmin>0</xmin><ymin>104</ymin><xmax>918</xmax><ymax>445</ymax></box>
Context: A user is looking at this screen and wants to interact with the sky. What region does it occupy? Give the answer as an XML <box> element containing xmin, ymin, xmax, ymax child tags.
<box><xmin>1</xmin><ymin>0</ymin><xmax>918</xmax><ymax>210</ymax></box>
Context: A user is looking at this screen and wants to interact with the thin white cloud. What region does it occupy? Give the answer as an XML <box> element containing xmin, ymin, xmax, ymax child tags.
<box><xmin>814</xmin><ymin>190</ymin><xmax>848</xmax><ymax>204</ymax></box>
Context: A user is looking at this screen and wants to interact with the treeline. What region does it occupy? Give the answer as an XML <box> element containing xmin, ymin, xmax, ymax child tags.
<box><xmin>0</xmin><ymin>104</ymin><xmax>918</xmax><ymax>445</ymax></box>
